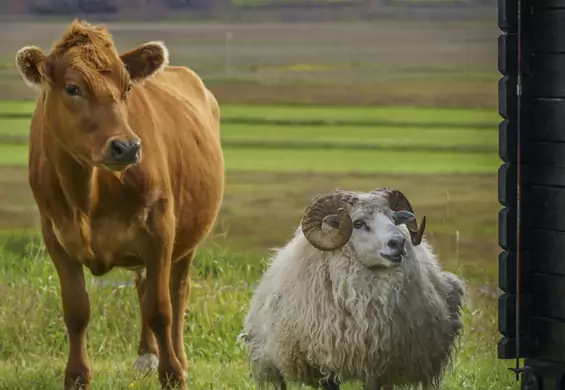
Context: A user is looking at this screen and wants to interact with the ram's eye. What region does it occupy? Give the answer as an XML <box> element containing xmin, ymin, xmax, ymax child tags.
<box><xmin>353</xmin><ymin>220</ymin><xmax>365</xmax><ymax>229</ymax></box>
<box><xmin>64</xmin><ymin>84</ymin><xmax>80</xmax><ymax>96</ymax></box>
<box><xmin>127</xmin><ymin>83</ymin><xmax>132</xmax><ymax>93</ymax></box>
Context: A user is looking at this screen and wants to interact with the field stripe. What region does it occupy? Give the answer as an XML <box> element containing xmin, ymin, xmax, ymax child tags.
<box><xmin>0</xmin><ymin>112</ymin><xmax>497</xmax><ymax>129</ymax></box>
<box><xmin>0</xmin><ymin>145</ymin><xmax>27</xmax><ymax>166</ymax></box>
<box><xmin>221</xmin><ymin>140</ymin><xmax>496</xmax><ymax>153</ymax></box>
<box><xmin>223</xmin><ymin>117</ymin><xmax>496</xmax><ymax>129</ymax></box>
<box><xmin>0</xmin><ymin>101</ymin><xmax>500</xmax><ymax>127</ymax></box>
<box><xmin>223</xmin><ymin>147</ymin><xmax>499</xmax><ymax>174</ymax></box>
<box><xmin>0</xmin><ymin>136</ymin><xmax>27</xmax><ymax>144</ymax></box>
<box><xmin>0</xmin><ymin>114</ymin><xmax>30</xmax><ymax>119</ymax></box>
<box><xmin>0</xmin><ymin>143</ymin><xmax>499</xmax><ymax>174</ymax></box>
<box><xmin>0</xmin><ymin>135</ymin><xmax>496</xmax><ymax>154</ymax></box>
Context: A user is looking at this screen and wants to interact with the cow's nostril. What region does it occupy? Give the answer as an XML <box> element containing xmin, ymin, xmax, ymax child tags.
<box><xmin>130</xmin><ymin>140</ymin><xmax>141</xmax><ymax>155</ymax></box>
<box><xmin>111</xmin><ymin>140</ymin><xmax>127</xmax><ymax>158</ymax></box>
<box><xmin>109</xmin><ymin>139</ymin><xmax>141</xmax><ymax>163</ymax></box>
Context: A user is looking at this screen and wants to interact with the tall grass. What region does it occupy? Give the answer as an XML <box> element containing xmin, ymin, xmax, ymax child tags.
<box><xmin>0</xmin><ymin>228</ymin><xmax>518</xmax><ymax>390</ymax></box>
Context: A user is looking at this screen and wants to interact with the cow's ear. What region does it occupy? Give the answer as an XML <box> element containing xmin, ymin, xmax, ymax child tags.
<box><xmin>120</xmin><ymin>41</ymin><xmax>169</xmax><ymax>82</ymax></box>
<box><xmin>15</xmin><ymin>46</ymin><xmax>48</xmax><ymax>91</ymax></box>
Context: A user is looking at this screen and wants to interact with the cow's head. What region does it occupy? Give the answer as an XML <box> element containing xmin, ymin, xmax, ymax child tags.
<box><xmin>15</xmin><ymin>19</ymin><xmax>169</xmax><ymax>172</ymax></box>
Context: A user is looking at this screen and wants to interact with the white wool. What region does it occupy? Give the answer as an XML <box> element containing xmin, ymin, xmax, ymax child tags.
<box><xmin>240</xmin><ymin>225</ymin><xmax>466</xmax><ymax>389</ymax></box>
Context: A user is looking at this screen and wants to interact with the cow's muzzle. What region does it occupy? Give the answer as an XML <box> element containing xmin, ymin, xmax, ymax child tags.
<box><xmin>103</xmin><ymin>137</ymin><xmax>142</xmax><ymax>171</ymax></box>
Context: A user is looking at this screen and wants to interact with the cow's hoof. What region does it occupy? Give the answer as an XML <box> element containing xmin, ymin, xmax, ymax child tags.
<box><xmin>159</xmin><ymin>370</ymin><xmax>189</xmax><ymax>390</ymax></box>
<box><xmin>134</xmin><ymin>353</ymin><xmax>159</xmax><ymax>372</ymax></box>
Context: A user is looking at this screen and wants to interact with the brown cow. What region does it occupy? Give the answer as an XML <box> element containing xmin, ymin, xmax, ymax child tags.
<box><xmin>15</xmin><ymin>19</ymin><xmax>224</xmax><ymax>390</ymax></box>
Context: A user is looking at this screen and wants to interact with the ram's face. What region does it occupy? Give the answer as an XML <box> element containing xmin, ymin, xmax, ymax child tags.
<box><xmin>348</xmin><ymin>200</ymin><xmax>415</xmax><ymax>269</ymax></box>
<box><xmin>301</xmin><ymin>188</ymin><xmax>427</xmax><ymax>270</ymax></box>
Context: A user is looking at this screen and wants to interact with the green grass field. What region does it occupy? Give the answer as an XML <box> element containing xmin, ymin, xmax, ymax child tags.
<box><xmin>0</xmin><ymin>100</ymin><xmax>498</xmax><ymax>171</ymax></box>
<box><xmin>0</xmin><ymin>121</ymin><xmax>494</xmax><ymax>149</ymax></box>
<box><xmin>0</xmin><ymin>102</ymin><xmax>500</xmax><ymax>125</ymax></box>
<box><xmin>0</xmin><ymin>99</ymin><xmax>518</xmax><ymax>389</ymax></box>
<box><xmin>0</xmin><ymin>236</ymin><xmax>518</xmax><ymax>390</ymax></box>
<box><xmin>0</xmin><ymin>144</ymin><xmax>499</xmax><ymax>173</ymax></box>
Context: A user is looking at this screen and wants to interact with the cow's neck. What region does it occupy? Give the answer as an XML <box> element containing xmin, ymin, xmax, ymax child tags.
<box><xmin>46</xmin><ymin>132</ymin><xmax>96</xmax><ymax>217</ymax></box>
<box><xmin>41</xmin><ymin>130</ymin><xmax>98</xmax><ymax>260</ymax></box>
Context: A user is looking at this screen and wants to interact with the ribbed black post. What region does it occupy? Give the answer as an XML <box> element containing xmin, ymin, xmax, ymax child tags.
<box><xmin>499</xmin><ymin>0</ymin><xmax>565</xmax><ymax>387</ymax></box>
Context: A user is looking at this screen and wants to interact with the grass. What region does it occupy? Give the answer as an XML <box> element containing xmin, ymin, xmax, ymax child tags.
<box><xmin>0</xmin><ymin>98</ymin><xmax>516</xmax><ymax>389</ymax></box>
<box><xmin>0</xmin><ymin>118</ymin><xmax>497</xmax><ymax>152</ymax></box>
<box><xmin>0</xmin><ymin>99</ymin><xmax>500</xmax><ymax>173</ymax></box>
<box><xmin>0</xmin><ymin>169</ymin><xmax>515</xmax><ymax>390</ymax></box>
<box><xmin>0</xmin><ymin>102</ymin><xmax>499</xmax><ymax>125</ymax></box>
<box><xmin>0</xmin><ymin>119</ymin><xmax>29</xmax><ymax>138</ymax></box>
<box><xmin>220</xmin><ymin>124</ymin><xmax>494</xmax><ymax>147</ymax></box>
<box><xmin>0</xmin><ymin>236</ymin><xmax>518</xmax><ymax>390</ymax></box>
<box><xmin>0</xmin><ymin>167</ymin><xmax>516</xmax><ymax>389</ymax></box>
<box><xmin>0</xmin><ymin>144</ymin><xmax>499</xmax><ymax>173</ymax></box>
<box><xmin>0</xmin><ymin>122</ymin><xmax>496</xmax><ymax>151</ymax></box>
<box><xmin>0</xmin><ymin>167</ymin><xmax>517</xmax><ymax>389</ymax></box>
<box><xmin>0</xmin><ymin>145</ymin><xmax>28</xmax><ymax>166</ymax></box>
<box><xmin>219</xmin><ymin>105</ymin><xmax>499</xmax><ymax>126</ymax></box>
<box><xmin>222</xmin><ymin>148</ymin><xmax>499</xmax><ymax>173</ymax></box>
<box><xmin>0</xmin><ymin>101</ymin><xmax>36</xmax><ymax>115</ymax></box>
<box><xmin>0</xmin><ymin>100</ymin><xmax>499</xmax><ymax>170</ymax></box>
<box><xmin>0</xmin><ymin>168</ymin><xmax>518</xmax><ymax>389</ymax></box>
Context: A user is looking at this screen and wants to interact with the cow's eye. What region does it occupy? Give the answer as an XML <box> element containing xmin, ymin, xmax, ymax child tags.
<box><xmin>123</xmin><ymin>83</ymin><xmax>132</xmax><ymax>100</ymax></box>
<box><xmin>64</xmin><ymin>84</ymin><xmax>80</xmax><ymax>96</ymax></box>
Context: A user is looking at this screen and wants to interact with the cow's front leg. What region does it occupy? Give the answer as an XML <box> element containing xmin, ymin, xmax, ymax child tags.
<box><xmin>169</xmin><ymin>251</ymin><xmax>195</xmax><ymax>374</ymax></box>
<box><xmin>134</xmin><ymin>269</ymin><xmax>159</xmax><ymax>372</ymax></box>
<box><xmin>142</xmin><ymin>227</ymin><xmax>186</xmax><ymax>389</ymax></box>
<box><xmin>42</xmin><ymin>221</ymin><xmax>91</xmax><ymax>389</ymax></box>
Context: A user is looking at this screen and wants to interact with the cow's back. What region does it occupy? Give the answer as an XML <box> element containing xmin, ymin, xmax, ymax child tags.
<box><xmin>125</xmin><ymin>65</ymin><xmax>225</xmax><ymax>260</ymax></box>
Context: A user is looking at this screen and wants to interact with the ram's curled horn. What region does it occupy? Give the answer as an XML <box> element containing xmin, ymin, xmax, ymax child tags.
<box><xmin>373</xmin><ymin>188</ymin><xmax>427</xmax><ymax>246</ymax></box>
<box><xmin>301</xmin><ymin>191</ymin><xmax>355</xmax><ymax>251</ymax></box>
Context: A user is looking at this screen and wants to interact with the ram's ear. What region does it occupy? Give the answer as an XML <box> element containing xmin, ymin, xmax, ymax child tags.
<box><xmin>15</xmin><ymin>46</ymin><xmax>48</xmax><ymax>91</ymax></box>
<box><xmin>120</xmin><ymin>41</ymin><xmax>169</xmax><ymax>82</ymax></box>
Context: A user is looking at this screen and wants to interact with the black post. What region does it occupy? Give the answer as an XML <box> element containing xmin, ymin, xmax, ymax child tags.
<box><xmin>499</xmin><ymin>0</ymin><xmax>565</xmax><ymax>389</ymax></box>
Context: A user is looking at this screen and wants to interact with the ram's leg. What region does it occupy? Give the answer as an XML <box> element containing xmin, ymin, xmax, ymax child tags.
<box><xmin>279</xmin><ymin>379</ymin><xmax>287</xmax><ymax>390</ymax></box>
<box><xmin>134</xmin><ymin>269</ymin><xmax>159</xmax><ymax>372</ymax></box>
<box><xmin>169</xmin><ymin>251</ymin><xmax>195</xmax><ymax>373</ymax></box>
<box><xmin>321</xmin><ymin>378</ymin><xmax>339</xmax><ymax>390</ymax></box>
<box><xmin>363</xmin><ymin>379</ymin><xmax>393</xmax><ymax>390</ymax></box>
<box><xmin>42</xmin><ymin>220</ymin><xmax>92</xmax><ymax>390</ymax></box>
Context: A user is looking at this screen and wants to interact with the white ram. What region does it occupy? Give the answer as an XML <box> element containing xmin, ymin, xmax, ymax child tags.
<box><xmin>239</xmin><ymin>188</ymin><xmax>467</xmax><ymax>390</ymax></box>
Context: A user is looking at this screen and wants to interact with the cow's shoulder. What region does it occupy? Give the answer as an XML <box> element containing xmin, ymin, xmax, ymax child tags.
<box><xmin>137</xmin><ymin>65</ymin><xmax>220</xmax><ymax>129</ymax></box>
<box><xmin>148</xmin><ymin>66</ymin><xmax>208</xmax><ymax>103</ymax></box>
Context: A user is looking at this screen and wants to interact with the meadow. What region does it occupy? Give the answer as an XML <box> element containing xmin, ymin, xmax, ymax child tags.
<box><xmin>0</xmin><ymin>19</ymin><xmax>518</xmax><ymax>390</ymax></box>
<box><xmin>0</xmin><ymin>98</ymin><xmax>518</xmax><ymax>389</ymax></box>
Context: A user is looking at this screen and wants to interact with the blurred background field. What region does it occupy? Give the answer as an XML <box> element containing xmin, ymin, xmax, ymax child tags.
<box><xmin>0</xmin><ymin>2</ymin><xmax>517</xmax><ymax>389</ymax></box>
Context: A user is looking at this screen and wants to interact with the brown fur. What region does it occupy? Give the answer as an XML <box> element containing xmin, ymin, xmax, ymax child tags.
<box><xmin>16</xmin><ymin>19</ymin><xmax>224</xmax><ymax>390</ymax></box>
